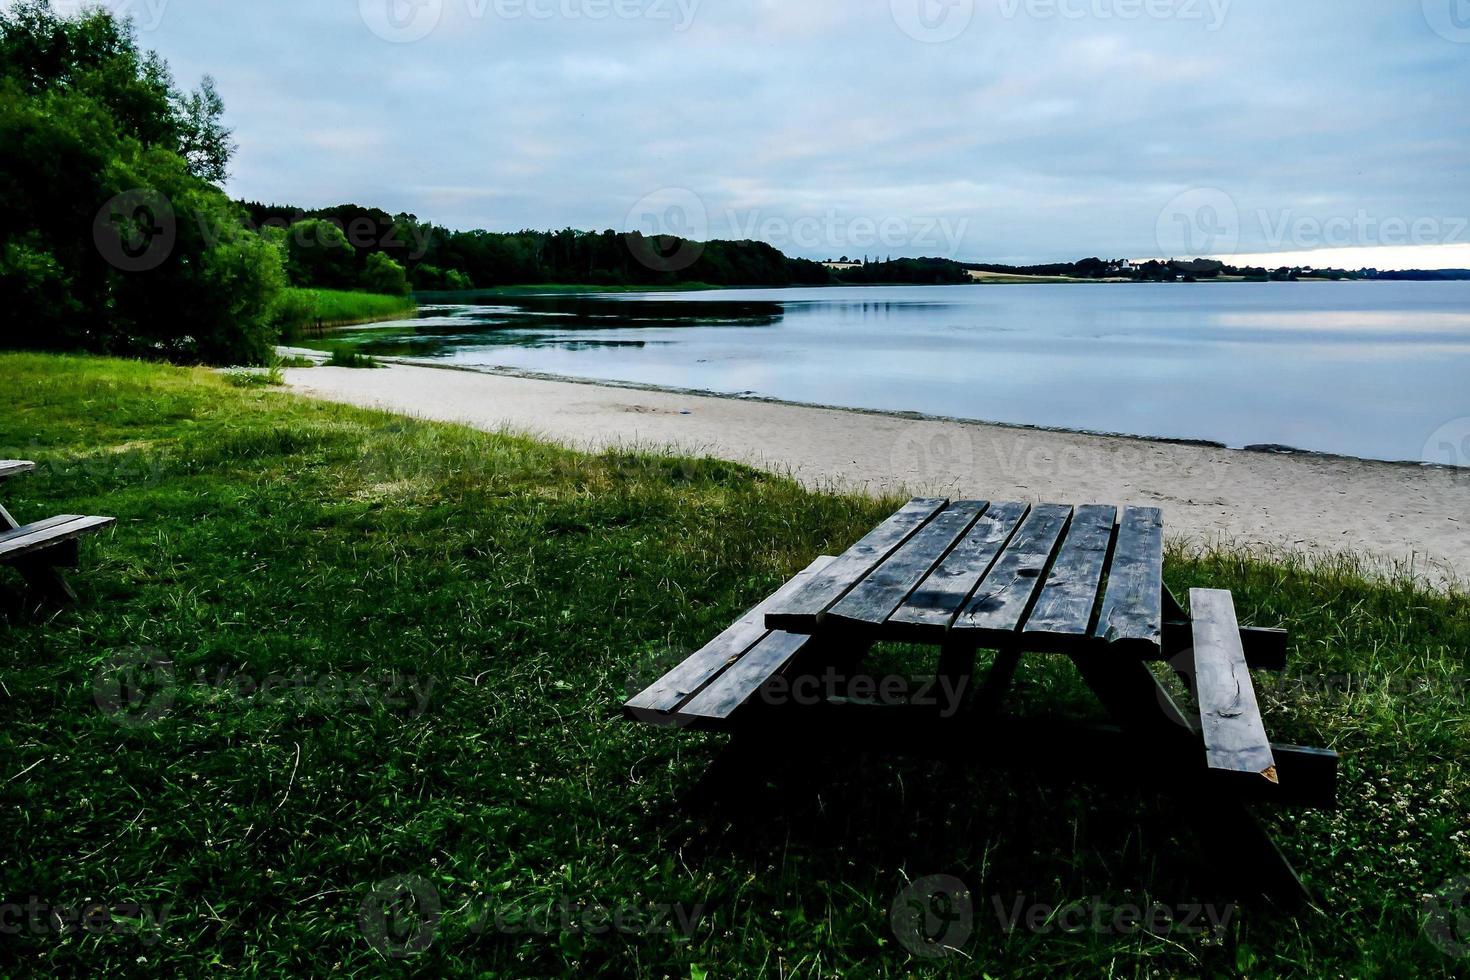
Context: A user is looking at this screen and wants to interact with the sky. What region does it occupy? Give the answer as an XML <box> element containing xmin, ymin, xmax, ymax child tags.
<box><xmin>48</xmin><ymin>0</ymin><xmax>1470</xmax><ymax>268</ymax></box>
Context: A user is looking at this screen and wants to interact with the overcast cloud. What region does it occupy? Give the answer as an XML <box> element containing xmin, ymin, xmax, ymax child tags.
<box><xmin>58</xmin><ymin>0</ymin><xmax>1470</xmax><ymax>266</ymax></box>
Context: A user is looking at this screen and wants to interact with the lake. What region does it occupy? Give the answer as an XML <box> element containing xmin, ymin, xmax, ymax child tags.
<box><xmin>338</xmin><ymin>282</ymin><xmax>1470</xmax><ymax>464</ymax></box>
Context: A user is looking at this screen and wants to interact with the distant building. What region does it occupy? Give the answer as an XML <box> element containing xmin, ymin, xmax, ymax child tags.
<box><xmin>822</xmin><ymin>262</ymin><xmax>862</xmax><ymax>271</ymax></box>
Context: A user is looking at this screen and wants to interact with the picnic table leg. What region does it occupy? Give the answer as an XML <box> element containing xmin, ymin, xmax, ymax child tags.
<box><xmin>0</xmin><ymin>502</ymin><xmax>79</xmax><ymax>606</ymax></box>
<box><xmin>1069</xmin><ymin>654</ymin><xmax>1313</xmax><ymax>910</ymax></box>
<box><xmin>935</xmin><ymin>639</ymin><xmax>976</xmax><ymax>689</ymax></box>
<box><xmin>971</xmin><ymin>643</ymin><xmax>1022</xmax><ymax>718</ymax></box>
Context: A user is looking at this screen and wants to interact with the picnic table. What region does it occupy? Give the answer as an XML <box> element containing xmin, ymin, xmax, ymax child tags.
<box><xmin>625</xmin><ymin>498</ymin><xmax>1338</xmax><ymax>907</ymax></box>
<box><xmin>0</xmin><ymin>460</ymin><xmax>114</xmax><ymax>604</ymax></box>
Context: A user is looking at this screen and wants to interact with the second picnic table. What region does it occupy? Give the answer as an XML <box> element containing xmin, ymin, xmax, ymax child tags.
<box><xmin>626</xmin><ymin>498</ymin><xmax>1339</xmax><ymax>907</ymax></box>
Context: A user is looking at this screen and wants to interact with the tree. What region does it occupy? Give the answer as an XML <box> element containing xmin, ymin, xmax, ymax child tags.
<box><xmin>361</xmin><ymin>251</ymin><xmax>409</xmax><ymax>295</ymax></box>
<box><xmin>0</xmin><ymin>1</ymin><xmax>284</xmax><ymax>363</ymax></box>
<box><xmin>285</xmin><ymin>219</ymin><xmax>356</xmax><ymax>289</ymax></box>
<box><xmin>175</xmin><ymin>75</ymin><xmax>233</xmax><ymax>184</ymax></box>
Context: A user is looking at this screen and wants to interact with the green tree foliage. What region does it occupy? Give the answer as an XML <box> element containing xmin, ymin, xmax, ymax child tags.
<box><xmin>284</xmin><ymin>219</ymin><xmax>356</xmax><ymax>289</ymax></box>
<box><xmin>360</xmin><ymin>251</ymin><xmax>410</xmax><ymax>296</ymax></box>
<box><xmin>0</xmin><ymin>0</ymin><xmax>280</xmax><ymax>364</ymax></box>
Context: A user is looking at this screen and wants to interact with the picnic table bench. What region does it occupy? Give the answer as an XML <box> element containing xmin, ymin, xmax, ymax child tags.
<box><xmin>625</xmin><ymin>498</ymin><xmax>1339</xmax><ymax>907</ymax></box>
<box><xmin>0</xmin><ymin>461</ymin><xmax>114</xmax><ymax>604</ymax></box>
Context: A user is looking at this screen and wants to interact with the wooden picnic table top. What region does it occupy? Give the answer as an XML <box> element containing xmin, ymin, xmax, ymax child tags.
<box><xmin>0</xmin><ymin>460</ymin><xmax>36</xmax><ymax>481</ymax></box>
<box><xmin>763</xmin><ymin>498</ymin><xmax>1165</xmax><ymax>657</ymax></box>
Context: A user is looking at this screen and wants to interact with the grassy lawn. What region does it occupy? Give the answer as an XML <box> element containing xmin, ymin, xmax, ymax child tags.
<box><xmin>1</xmin><ymin>353</ymin><xmax>1468</xmax><ymax>977</ymax></box>
<box><xmin>283</xmin><ymin>288</ymin><xmax>417</xmax><ymax>328</ymax></box>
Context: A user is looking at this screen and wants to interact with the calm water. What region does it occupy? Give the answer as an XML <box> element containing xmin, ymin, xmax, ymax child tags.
<box><xmin>341</xmin><ymin>282</ymin><xmax>1470</xmax><ymax>463</ymax></box>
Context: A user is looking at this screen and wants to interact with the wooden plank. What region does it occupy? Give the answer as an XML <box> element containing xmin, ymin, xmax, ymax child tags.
<box><xmin>0</xmin><ymin>513</ymin><xmax>75</xmax><ymax>538</ymax></box>
<box><xmin>623</xmin><ymin>556</ymin><xmax>833</xmax><ymax>718</ymax></box>
<box><xmin>951</xmin><ymin>504</ymin><xmax>1072</xmax><ymax>637</ymax></box>
<box><xmin>1022</xmin><ymin>504</ymin><xmax>1117</xmax><ymax>643</ymax></box>
<box><xmin>764</xmin><ymin>498</ymin><xmax>948</xmax><ymax>632</ymax></box>
<box><xmin>887</xmin><ymin>501</ymin><xmax>1030</xmax><ymax>640</ymax></box>
<box><xmin>0</xmin><ymin>516</ymin><xmax>114</xmax><ymax>562</ymax></box>
<box><xmin>1190</xmin><ymin>588</ymin><xmax>1277</xmax><ymax>782</ymax></box>
<box><xmin>0</xmin><ymin>460</ymin><xmax>35</xmax><ymax>481</ymax></box>
<box><xmin>824</xmin><ymin>500</ymin><xmax>988</xmax><ymax>632</ymax></box>
<box><xmin>1093</xmin><ymin>506</ymin><xmax>1165</xmax><ymax>656</ymax></box>
<box><xmin>677</xmin><ymin>629</ymin><xmax>811</xmax><ymax>721</ymax></box>
<box><xmin>1163</xmin><ymin>621</ymin><xmax>1289</xmax><ymax>672</ymax></box>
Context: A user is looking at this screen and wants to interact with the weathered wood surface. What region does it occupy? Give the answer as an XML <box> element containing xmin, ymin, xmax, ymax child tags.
<box><xmin>677</xmin><ymin>628</ymin><xmax>812</xmax><ymax>721</ymax></box>
<box><xmin>1163</xmin><ymin>621</ymin><xmax>1289</xmax><ymax>671</ymax></box>
<box><xmin>1023</xmin><ymin>504</ymin><xmax>1117</xmax><ymax>643</ymax></box>
<box><xmin>952</xmin><ymin>504</ymin><xmax>1071</xmax><ymax>637</ymax></box>
<box><xmin>0</xmin><ymin>460</ymin><xmax>36</xmax><ymax>481</ymax></box>
<box><xmin>623</xmin><ymin>557</ymin><xmax>832</xmax><ymax>718</ymax></box>
<box><xmin>0</xmin><ymin>515</ymin><xmax>114</xmax><ymax>562</ymax></box>
<box><xmin>886</xmin><ymin>501</ymin><xmax>1029</xmax><ymax>640</ymax></box>
<box><xmin>765</xmin><ymin>498</ymin><xmax>948</xmax><ymax>632</ymax></box>
<box><xmin>1093</xmin><ymin>506</ymin><xmax>1164</xmax><ymax>655</ymax></box>
<box><xmin>824</xmin><ymin>500</ymin><xmax>987</xmax><ymax>631</ymax></box>
<box><xmin>1190</xmin><ymin>588</ymin><xmax>1277</xmax><ymax>783</ymax></box>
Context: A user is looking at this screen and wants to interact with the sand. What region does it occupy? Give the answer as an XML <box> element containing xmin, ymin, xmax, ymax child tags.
<box><xmin>282</xmin><ymin>361</ymin><xmax>1468</xmax><ymax>587</ymax></box>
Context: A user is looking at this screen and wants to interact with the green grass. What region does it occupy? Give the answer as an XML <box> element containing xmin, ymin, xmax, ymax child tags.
<box><xmin>324</xmin><ymin>350</ymin><xmax>381</xmax><ymax>369</ymax></box>
<box><xmin>1</xmin><ymin>352</ymin><xmax>1468</xmax><ymax>977</ymax></box>
<box><xmin>283</xmin><ymin>287</ymin><xmax>416</xmax><ymax>328</ymax></box>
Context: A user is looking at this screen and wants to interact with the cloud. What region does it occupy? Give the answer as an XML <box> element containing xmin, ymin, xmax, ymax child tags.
<box><xmin>122</xmin><ymin>0</ymin><xmax>1470</xmax><ymax>266</ymax></box>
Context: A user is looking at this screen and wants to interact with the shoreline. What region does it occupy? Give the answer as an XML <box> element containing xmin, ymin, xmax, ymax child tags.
<box><xmin>279</xmin><ymin>347</ymin><xmax>1454</xmax><ymax>471</ymax></box>
<box><xmin>281</xmin><ymin>357</ymin><xmax>1468</xmax><ymax>587</ymax></box>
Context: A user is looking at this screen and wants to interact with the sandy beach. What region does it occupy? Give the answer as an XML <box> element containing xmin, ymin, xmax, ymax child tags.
<box><xmin>283</xmin><ymin>362</ymin><xmax>1468</xmax><ymax>586</ymax></box>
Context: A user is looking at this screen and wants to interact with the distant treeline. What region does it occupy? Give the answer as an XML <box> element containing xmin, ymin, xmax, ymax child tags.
<box><xmin>240</xmin><ymin>203</ymin><xmax>1470</xmax><ymax>293</ymax></box>
<box><xmin>241</xmin><ymin>203</ymin><xmax>838</xmax><ymax>290</ymax></box>
<box><xmin>966</xmin><ymin>257</ymin><xmax>1470</xmax><ymax>282</ymax></box>
<box><xmin>239</xmin><ymin>202</ymin><xmax>995</xmax><ymax>291</ymax></box>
